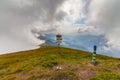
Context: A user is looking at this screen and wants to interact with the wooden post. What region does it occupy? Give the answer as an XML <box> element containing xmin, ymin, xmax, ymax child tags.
<box><xmin>58</xmin><ymin>44</ymin><xmax>60</xmax><ymax>68</ymax></box>
<box><xmin>56</xmin><ymin>34</ymin><xmax>62</xmax><ymax>70</ymax></box>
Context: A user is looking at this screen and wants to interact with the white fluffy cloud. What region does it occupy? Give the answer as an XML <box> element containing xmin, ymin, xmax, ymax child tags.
<box><xmin>87</xmin><ymin>0</ymin><xmax>120</xmax><ymax>51</ymax></box>
<box><xmin>0</xmin><ymin>0</ymin><xmax>85</xmax><ymax>54</ymax></box>
<box><xmin>32</xmin><ymin>0</ymin><xmax>84</xmax><ymax>36</ymax></box>
<box><xmin>0</xmin><ymin>0</ymin><xmax>66</xmax><ymax>53</ymax></box>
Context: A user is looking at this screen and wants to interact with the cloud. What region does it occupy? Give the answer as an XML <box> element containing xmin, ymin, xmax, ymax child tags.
<box><xmin>0</xmin><ymin>0</ymin><xmax>86</xmax><ymax>54</ymax></box>
<box><xmin>86</xmin><ymin>0</ymin><xmax>120</xmax><ymax>54</ymax></box>
<box><xmin>32</xmin><ymin>0</ymin><xmax>84</xmax><ymax>36</ymax></box>
<box><xmin>0</xmin><ymin>0</ymin><xmax>66</xmax><ymax>53</ymax></box>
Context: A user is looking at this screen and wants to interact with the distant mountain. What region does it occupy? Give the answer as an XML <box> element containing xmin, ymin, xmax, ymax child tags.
<box><xmin>38</xmin><ymin>35</ymin><xmax>57</xmax><ymax>46</ymax></box>
<box><xmin>38</xmin><ymin>34</ymin><xmax>87</xmax><ymax>50</ymax></box>
<box><xmin>41</xmin><ymin>39</ymin><xmax>56</xmax><ymax>46</ymax></box>
<box><xmin>38</xmin><ymin>34</ymin><xmax>120</xmax><ymax>58</ymax></box>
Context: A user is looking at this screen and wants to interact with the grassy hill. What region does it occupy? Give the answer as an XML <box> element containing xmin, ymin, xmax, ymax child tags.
<box><xmin>0</xmin><ymin>46</ymin><xmax>120</xmax><ymax>80</ymax></box>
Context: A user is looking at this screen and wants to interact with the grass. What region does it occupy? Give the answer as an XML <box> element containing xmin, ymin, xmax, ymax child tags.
<box><xmin>0</xmin><ymin>46</ymin><xmax>120</xmax><ymax>80</ymax></box>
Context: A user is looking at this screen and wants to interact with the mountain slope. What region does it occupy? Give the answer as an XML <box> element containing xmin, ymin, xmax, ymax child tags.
<box><xmin>0</xmin><ymin>46</ymin><xmax>120</xmax><ymax>80</ymax></box>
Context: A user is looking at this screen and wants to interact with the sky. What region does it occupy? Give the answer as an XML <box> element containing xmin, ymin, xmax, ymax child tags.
<box><xmin>0</xmin><ymin>0</ymin><xmax>120</xmax><ymax>57</ymax></box>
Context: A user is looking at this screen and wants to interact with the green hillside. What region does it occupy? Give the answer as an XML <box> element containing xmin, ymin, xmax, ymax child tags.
<box><xmin>0</xmin><ymin>46</ymin><xmax>120</xmax><ymax>80</ymax></box>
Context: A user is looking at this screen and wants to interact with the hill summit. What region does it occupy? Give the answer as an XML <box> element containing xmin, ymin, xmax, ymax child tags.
<box><xmin>0</xmin><ymin>46</ymin><xmax>120</xmax><ymax>80</ymax></box>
